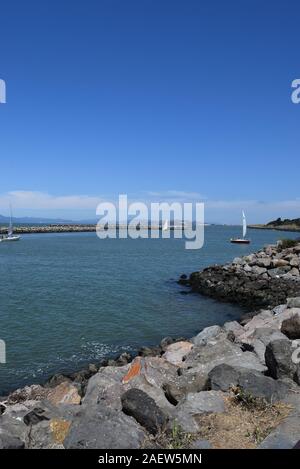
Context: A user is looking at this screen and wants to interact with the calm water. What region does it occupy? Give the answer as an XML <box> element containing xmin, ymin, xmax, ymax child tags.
<box><xmin>0</xmin><ymin>226</ymin><xmax>298</xmax><ymax>394</ymax></box>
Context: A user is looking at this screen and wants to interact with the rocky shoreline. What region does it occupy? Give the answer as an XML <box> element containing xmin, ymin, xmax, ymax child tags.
<box><xmin>179</xmin><ymin>241</ymin><xmax>300</xmax><ymax>309</ymax></box>
<box><xmin>1</xmin><ymin>242</ymin><xmax>300</xmax><ymax>449</ymax></box>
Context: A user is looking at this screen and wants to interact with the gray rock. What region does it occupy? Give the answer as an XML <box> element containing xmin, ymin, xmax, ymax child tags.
<box><xmin>251</xmin><ymin>266</ymin><xmax>267</xmax><ymax>276</ymax></box>
<box><xmin>281</xmin><ymin>315</ymin><xmax>300</xmax><ymax>339</ymax></box>
<box><xmin>64</xmin><ymin>403</ymin><xmax>146</xmax><ymax>449</ymax></box>
<box><xmin>208</xmin><ymin>364</ymin><xmax>288</xmax><ymax>402</ymax></box>
<box><xmin>171</xmin><ymin>391</ymin><xmax>225</xmax><ymax>433</ymax></box>
<box><xmin>0</xmin><ymin>432</ymin><xmax>24</xmax><ymax>449</ymax></box>
<box><xmin>23</xmin><ymin>407</ymin><xmax>50</xmax><ymax>426</ymax></box>
<box><xmin>190</xmin><ymin>439</ymin><xmax>212</xmax><ymax>449</ymax></box>
<box><xmin>121</xmin><ymin>388</ymin><xmax>167</xmax><ymax>435</ymax></box>
<box><xmin>265</xmin><ymin>339</ymin><xmax>296</xmax><ymax>380</ymax></box>
<box><xmin>273</xmin><ymin>304</ymin><xmax>287</xmax><ymax>315</ymax></box>
<box><xmin>184</xmin><ymin>338</ymin><xmax>267</xmax><ymax>376</ymax></box>
<box><xmin>192</xmin><ymin>325</ymin><xmax>223</xmax><ymax>346</ymax></box>
<box><xmin>287</xmin><ymin>297</ymin><xmax>300</xmax><ymax>308</ymax></box>
<box><xmin>163</xmin><ymin>372</ymin><xmax>208</xmax><ymax>404</ymax></box>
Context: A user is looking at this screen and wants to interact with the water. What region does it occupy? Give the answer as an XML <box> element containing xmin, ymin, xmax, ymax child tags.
<box><xmin>0</xmin><ymin>226</ymin><xmax>298</xmax><ymax>394</ymax></box>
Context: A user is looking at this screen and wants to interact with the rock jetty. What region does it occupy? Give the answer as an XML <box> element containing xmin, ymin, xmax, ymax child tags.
<box><xmin>180</xmin><ymin>241</ymin><xmax>300</xmax><ymax>308</ymax></box>
<box><xmin>1</xmin><ymin>243</ymin><xmax>300</xmax><ymax>449</ymax></box>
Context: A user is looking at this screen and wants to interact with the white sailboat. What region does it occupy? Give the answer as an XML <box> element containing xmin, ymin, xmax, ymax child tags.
<box><xmin>0</xmin><ymin>205</ymin><xmax>21</xmax><ymax>242</ymax></box>
<box><xmin>162</xmin><ymin>219</ymin><xmax>168</xmax><ymax>231</ymax></box>
<box><xmin>230</xmin><ymin>210</ymin><xmax>250</xmax><ymax>244</ymax></box>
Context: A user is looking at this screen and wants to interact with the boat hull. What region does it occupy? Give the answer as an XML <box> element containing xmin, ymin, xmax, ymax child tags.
<box><xmin>0</xmin><ymin>236</ymin><xmax>21</xmax><ymax>242</ymax></box>
<box><xmin>230</xmin><ymin>238</ymin><xmax>250</xmax><ymax>244</ymax></box>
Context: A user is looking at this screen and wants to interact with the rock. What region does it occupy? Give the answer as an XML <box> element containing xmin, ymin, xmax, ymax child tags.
<box><xmin>121</xmin><ymin>388</ymin><xmax>167</xmax><ymax>435</ymax></box>
<box><xmin>223</xmin><ymin>321</ymin><xmax>244</xmax><ymax>338</ymax></box>
<box><xmin>163</xmin><ymin>372</ymin><xmax>208</xmax><ymax>404</ymax></box>
<box><xmin>251</xmin><ymin>266</ymin><xmax>267</xmax><ymax>276</ymax></box>
<box><xmin>281</xmin><ymin>315</ymin><xmax>300</xmax><ymax>339</ymax></box>
<box><xmin>268</xmin><ymin>268</ymin><xmax>286</xmax><ymax>278</ymax></box>
<box><xmin>7</xmin><ymin>385</ymin><xmax>47</xmax><ymax>404</ymax></box>
<box><xmin>64</xmin><ymin>403</ymin><xmax>146</xmax><ymax>449</ymax></box>
<box><xmin>44</xmin><ymin>374</ymin><xmax>72</xmax><ymax>389</ymax></box>
<box><xmin>256</xmin><ymin>258</ymin><xmax>271</xmax><ymax>268</ymax></box>
<box><xmin>84</xmin><ymin>358</ymin><xmax>177</xmax><ymax>415</ymax></box>
<box><xmin>290</xmin><ymin>268</ymin><xmax>300</xmax><ymax>277</ymax></box>
<box><xmin>116</xmin><ymin>352</ymin><xmax>132</xmax><ymax>366</ymax></box>
<box><xmin>88</xmin><ymin>363</ymin><xmax>98</xmax><ymax>374</ymax></box>
<box><xmin>183</xmin><ymin>338</ymin><xmax>267</xmax><ymax>376</ymax></box>
<box><xmin>23</xmin><ymin>407</ymin><xmax>50</xmax><ymax>426</ymax></box>
<box><xmin>287</xmin><ymin>297</ymin><xmax>300</xmax><ymax>308</ymax></box>
<box><xmin>190</xmin><ymin>439</ymin><xmax>212</xmax><ymax>449</ymax></box>
<box><xmin>163</xmin><ymin>341</ymin><xmax>193</xmax><ymax>366</ymax></box>
<box><xmin>272</xmin><ymin>259</ymin><xmax>290</xmax><ymax>268</ymax></box>
<box><xmin>160</xmin><ymin>337</ymin><xmax>174</xmax><ymax>351</ymax></box>
<box><xmin>258</xmin><ymin>393</ymin><xmax>300</xmax><ymax>449</ymax></box>
<box><xmin>265</xmin><ymin>339</ymin><xmax>296</xmax><ymax>380</ymax></box>
<box><xmin>47</xmin><ymin>382</ymin><xmax>81</xmax><ymax>405</ymax></box>
<box><xmin>0</xmin><ymin>432</ymin><xmax>24</xmax><ymax>449</ymax></box>
<box><xmin>208</xmin><ymin>364</ymin><xmax>289</xmax><ymax>402</ymax></box>
<box><xmin>138</xmin><ymin>346</ymin><xmax>161</xmax><ymax>357</ymax></box>
<box><xmin>171</xmin><ymin>391</ymin><xmax>225</xmax><ymax>433</ymax></box>
<box><xmin>192</xmin><ymin>325</ymin><xmax>223</xmax><ymax>346</ymax></box>
<box><xmin>290</xmin><ymin>257</ymin><xmax>300</xmax><ymax>267</ymax></box>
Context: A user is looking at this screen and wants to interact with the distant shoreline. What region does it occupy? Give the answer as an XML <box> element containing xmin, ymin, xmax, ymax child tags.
<box><xmin>249</xmin><ymin>224</ymin><xmax>300</xmax><ymax>233</ymax></box>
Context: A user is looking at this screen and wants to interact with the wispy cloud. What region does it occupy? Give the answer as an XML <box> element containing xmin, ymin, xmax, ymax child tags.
<box><xmin>0</xmin><ymin>191</ymin><xmax>102</xmax><ymax>210</ymax></box>
<box><xmin>0</xmin><ymin>191</ymin><xmax>299</xmax><ymax>224</ymax></box>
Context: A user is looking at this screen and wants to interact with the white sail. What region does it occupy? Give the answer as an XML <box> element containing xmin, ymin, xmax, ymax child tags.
<box><xmin>162</xmin><ymin>219</ymin><xmax>168</xmax><ymax>231</ymax></box>
<box><xmin>242</xmin><ymin>210</ymin><xmax>247</xmax><ymax>238</ymax></box>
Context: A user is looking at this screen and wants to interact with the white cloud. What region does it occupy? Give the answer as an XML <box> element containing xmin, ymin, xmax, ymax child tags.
<box><xmin>0</xmin><ymin>190</ymin><xmax>299</xmax><ymax>224</ymax></box>
<box><xmin>0</xmin><ymin>191</ymin><xmax>102</xmax><ymax>211</ymax></box>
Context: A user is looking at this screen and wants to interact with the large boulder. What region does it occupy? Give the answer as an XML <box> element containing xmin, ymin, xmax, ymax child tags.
<box><xmin>121</xmin><ymin>388</ymin><xmax>167</xmax><ymax>435</ymax></box>
<box><xmin>182</xmin><ymin>338</ymin><xmax>267</xmax><ymax>382</ymax></box>
<box><xmin>287</xmin><ymin>297</ymin><xmax>300</xmax><ymax>308</ymax></box>
<box><xmin>265</xmin><ymin>339</ymin><xmax>296</xmax><ymax>380</ymax></box>
<box><xmin>281</xmin><ymin>315</ymin><xmax>300</xmax><ymax>340</ymax></box>
<box><xmin>171</xmin><ymin>391</ymin><xmax>225</xmax><ymax>433</ymax></box>
<box><xmin>47</xmin><ymin>382</ymin><xmax>81</xmax><ymax>406</ymax></box>
<box><xmin>0</xmin><ymin>432</ymin><xmax>24</xmax><ymax>449</ymax></box>
<box><xmin>163</xmin><ymin>341</ymin><xmax>193</xmax><ymax>366</ymax></box>
<box><xmin>83</xmin><ymin>357</ymin><xmax>177</xmax><ymax>415</ymax></box>
<box><xmin>192</xmin><ymin>325</ymin><xmax>224</xmax><ymax>346</ymax></box>
<box><xmin>208</xmin><ymin>364</ymin><xmax>289</xmax><ymax>402</ymax></box>
<box><xmin>64</xmin><ymin>403</ymin><xmax>146</xmax><ymax>449</ymax></box>
<box><xmin>163</xmin><ymin>372</ymin><xmax>208</xmax><ymax>404</ymax></box>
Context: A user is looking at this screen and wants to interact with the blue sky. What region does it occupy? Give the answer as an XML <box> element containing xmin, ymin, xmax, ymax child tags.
<box><xmin>0</xmin><ymin>0</ymin><xmax>299</xmax><ymax>223</ymax></box>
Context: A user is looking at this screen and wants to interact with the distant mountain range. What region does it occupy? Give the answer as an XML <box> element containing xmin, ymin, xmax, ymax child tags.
<box><xmin>267</xmin><ymin>217</ymin><xmax>300</xmax><ymax>227</ymax></box>
<box><xmin>0</xmin><ymin>214</ymin><xmax>76</xmax><ymax>224</ymax></box>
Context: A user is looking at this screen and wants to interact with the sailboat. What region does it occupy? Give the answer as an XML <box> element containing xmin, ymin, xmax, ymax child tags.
<box><xmin>230</xmin><ymin>210</ymin><xmax>250</xmax><ymax>244</ymax></box>
<box><xmin>0</xmin><ymin>205</ymin><xmax>21</xmax><ymax>242</ymax></box>
<box><xmin>162</xmin><ymin>219</ymin><xmax>168</xmax><ymax>231</ymax></box>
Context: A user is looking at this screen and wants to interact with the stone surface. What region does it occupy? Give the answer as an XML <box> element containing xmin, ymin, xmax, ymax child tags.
<box><xmin>121</xmin><ymin>388</ymin><xmax>167</xmax><ymax>435</ymax></box>
<box><xmin>64</xmin><ymin>403</ymin><xmax>146</xmax><ymax>449</ymax></box>
<box><xmin>0</xmin><ymin>431</ymin><xmax>24</xmax><ymax>449</ymax></box>
<box><xmin>208</xmin><ymin>364</ymin><xmax>289</xmax><ymax>402</ymax></box>
<box><xmin>287</xmin><ymin>297</ymin><xmax>300</xmax><ymax>308</ymax></box>
<box><xmin>163</xmin><ymin>341</ymin><xmax>193</xmax><ymax>366</ymax></box>
<box><xmin>47</xmin><ymin>382</ymin><xmax>81</xmax><ymax>405</ymax></box>
<box><xmin>265</xmin><ymin>339</ymin><xmax>296</xmax><ymax>380</ymax></box>
<box><xmin>281</xmin><ymin>315</ymin><xmax>300</xmax><ymax>339</ymax></box>
<box><xmin>192</xmin><ymin>325</ymin><xmax>223</xmax><ymax>346</ymax></box>
<box><xmin>171</xmin><ymin>391</ymin><xmax>225</xmax><ymax>433</ymax></box>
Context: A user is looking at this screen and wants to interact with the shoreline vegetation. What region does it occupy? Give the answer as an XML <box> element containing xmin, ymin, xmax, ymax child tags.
<box><xmin>249</xmin><ymin>217</ymin><xmax>300</xmax><ymax>233</ymax></box>
<box><xmin>1</xmin><ymin>241</ymin><xmax>300</xmax><ymax>449</ymax></box>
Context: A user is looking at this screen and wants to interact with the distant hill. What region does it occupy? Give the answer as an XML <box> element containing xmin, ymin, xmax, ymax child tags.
<box><xmin>249</xmin><ymin>217</ymin><xmax>300</xmax><ymax>232</ymax></box>
<box><xmin>266</xmin><ymin>217</ymin><xmax>300</xmax><ymax>227</ymax></box>
<box><xmin>0</xmin><ymin>214</ymin><xmax>74</xmax><ymax>224</ymax></box>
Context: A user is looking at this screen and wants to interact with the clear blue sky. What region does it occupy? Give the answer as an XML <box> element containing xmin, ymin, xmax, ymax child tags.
<box><xmin>0</xmin><ymin>0</ymin><xmax>299</xmax><ymax>222</ymax></box>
